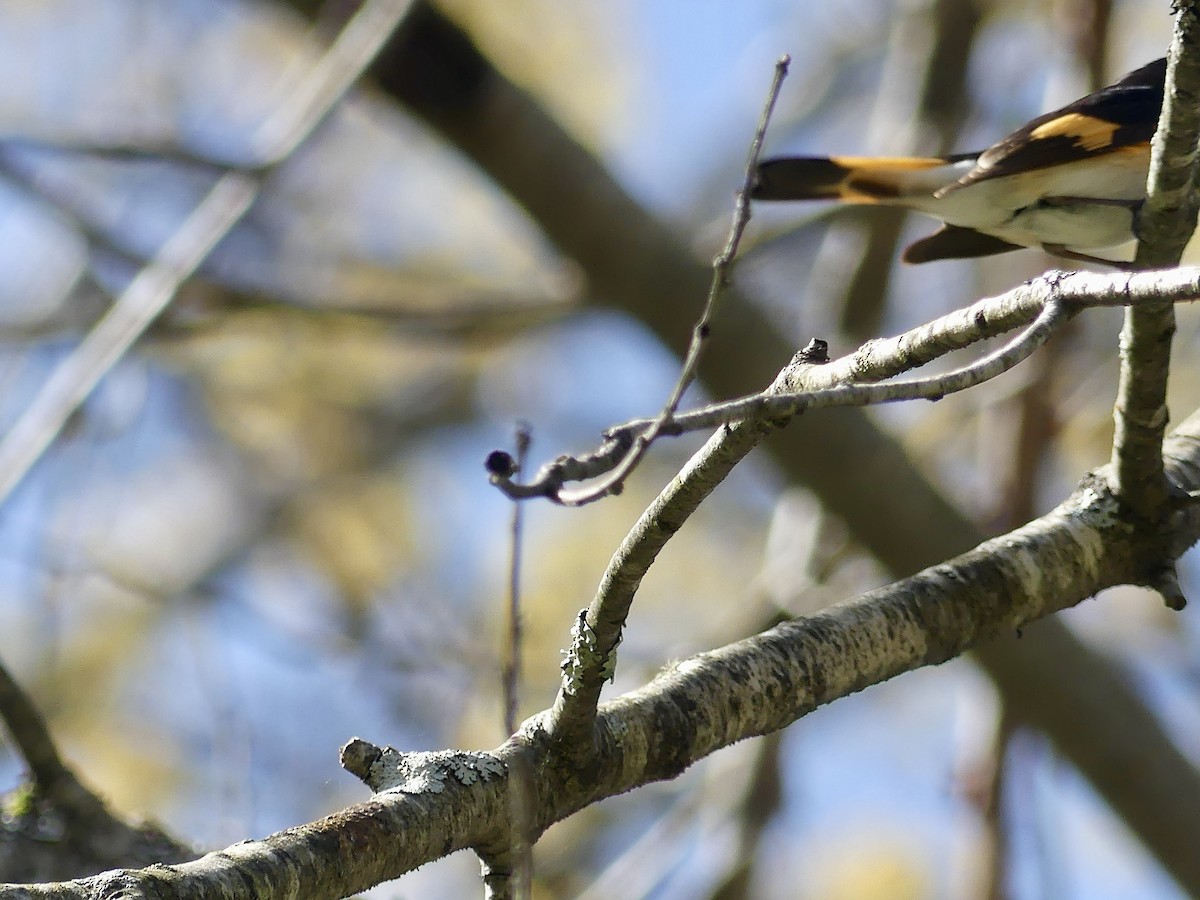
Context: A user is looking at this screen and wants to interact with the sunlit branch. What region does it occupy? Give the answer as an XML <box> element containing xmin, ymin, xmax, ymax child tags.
<box><xmin>491</xmin><ymin>268</ymin><xmax>1200</xmax><ymax>505</ymax></box>
<box><xmin>1112</xmin><ymin>5</ymin><xmax>1200</xmax><ymax>519</ymax></box>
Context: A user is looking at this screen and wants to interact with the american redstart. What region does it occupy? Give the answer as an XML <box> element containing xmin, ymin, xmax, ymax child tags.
<box><xmin>753</xmin><ymin>58</ymin><xmax>1168</xmax><ymax>266</ymax></box>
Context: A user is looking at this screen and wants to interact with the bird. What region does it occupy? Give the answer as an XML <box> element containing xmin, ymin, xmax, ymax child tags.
<box><xmin>752</xmin><ymin>58</ymin><xmax>1167</xmax><ymax>267</ymax></box>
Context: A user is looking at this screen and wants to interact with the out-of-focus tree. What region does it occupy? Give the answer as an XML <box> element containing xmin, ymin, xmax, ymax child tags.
<box><xmin>3</xmin><ymin>2</ymin><xmax>1200</xmax><ymax>899</ymax></box>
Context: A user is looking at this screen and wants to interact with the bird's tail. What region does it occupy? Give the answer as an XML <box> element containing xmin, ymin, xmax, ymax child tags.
<box><xmin>752</xmin><ymin>155</ymin><xmax>964</xmax><ymax>204</ymax></box>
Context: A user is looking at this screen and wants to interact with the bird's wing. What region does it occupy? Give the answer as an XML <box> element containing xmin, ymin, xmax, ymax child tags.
<box><xmin>938</xmin><ymin>58</ymin><xmax>1164</xmax><ymax>196</ymax></box>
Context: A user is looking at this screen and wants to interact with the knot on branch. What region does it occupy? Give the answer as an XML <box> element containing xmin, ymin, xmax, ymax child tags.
<box><xmin>1092</xmin><ymin>465</ymin><xmax>1200</xmax><ymax>611</ymax></box>
<box><xmin>1149</xmin><ymin>565</ymin><xmax>1189</xmax><ymax>611</ymax></box>
<box><xmin>795</xmin><ymin>338</ymin><xmax>830</xmax><ymax>364</ymax></box>
<box><xmin>340</xmin><ymin>739</ymin><xmax>506</xmax><ymax>795</ymax></box>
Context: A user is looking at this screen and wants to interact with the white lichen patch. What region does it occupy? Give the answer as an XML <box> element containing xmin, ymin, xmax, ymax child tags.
<box><xmin>1062</xmin><ymin>493</ymin><xmax>1113</xmax><ymax>577</ymax></box>
<box><xmin>369</xmin><ymin>748</ymin><xmax>507</xmax><ymax>795</ymax></box>
<box><xmin>1076</xmin><ymin>486</ymin><xmax>1121</xmax><ymax>529</ymax></box>
<box><xmin>448</xmin><ymin>754</ymin><xmax>506</xmax><ymax>786</ymax></box>
<box><xmin>560</xmin><ymin>609</ymin><xmax>619</xmax><ymax>692</ymax></box>
<box><xmin>1003</xmin><ymin>542</ymin><xmax>1045</xmax><ymax>599</ymax></box>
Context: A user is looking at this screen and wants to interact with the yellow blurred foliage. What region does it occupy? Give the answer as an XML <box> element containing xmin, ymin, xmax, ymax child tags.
<box><xmin>439</xmin><ymin>0</ymin><xmax>632</xmax><ymax>148</ymax></box>
<box><xmin>286</xmin><ymin>473</ymin><xmax>415</xmax><ymax>605</ymax></box>
<box><xmin>809</xmin><ymin>839</ymin><xmax>931</xmax><ymax>900</ymax></box>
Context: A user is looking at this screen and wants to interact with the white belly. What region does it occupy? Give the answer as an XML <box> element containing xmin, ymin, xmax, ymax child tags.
<box><xmin>911</xmin><ymin>151</ymin><xmax>1150</xmax><ymax>252</ymax></box>
<box><xmin>991</xmin><ymin>202</ymin><xmax>1137</xmax><ymax>251</ymax></box>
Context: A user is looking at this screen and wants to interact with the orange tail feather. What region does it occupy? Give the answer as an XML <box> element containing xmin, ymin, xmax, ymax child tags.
<box><xmin>753</xmin><ymin>155</ymin><xmax>954</xmax><ymax>204</ymax></box>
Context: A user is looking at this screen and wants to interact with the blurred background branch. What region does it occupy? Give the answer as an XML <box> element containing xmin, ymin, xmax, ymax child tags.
<box><xmin>1</xmin><ymin>2</ymin><xmax>1199</xmax><ymax>898</ymax></box>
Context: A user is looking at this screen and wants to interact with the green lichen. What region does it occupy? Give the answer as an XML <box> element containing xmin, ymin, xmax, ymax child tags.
<box><xmin>1</xmin><ymin>782</ymin><xmax>37</xmax><ymax>823</ymax></box>
<box><xmin>560</xmin><ymin>610</ymin><xmax>621</xmax><ymax>693</ymax></box>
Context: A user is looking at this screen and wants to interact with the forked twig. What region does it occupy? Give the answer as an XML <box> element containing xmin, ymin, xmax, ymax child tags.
<box><xmin>486</xmin><ymin>55</ymin><xmax>791</xmax><ymax>506</ymax></box>
<box><xmin>492</xmin><ymin>268</ymin><xmax>1200</xmax><ymax>505</ymax></box>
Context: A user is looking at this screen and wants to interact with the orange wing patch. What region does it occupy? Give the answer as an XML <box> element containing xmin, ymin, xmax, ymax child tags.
<box><xmin>828</xmin><ymin>155</ymin><xmax>952</xmax><ymax>202</ymax></box>
<box><xmin>1029</xmin><ymin>113</ymin><xmax>1120</xmax><ymax>151</ymax></box>
<box><xmin>828</xmin><ymin>155</ymin><xmax>947</xmax><ymax>170</ymax></box>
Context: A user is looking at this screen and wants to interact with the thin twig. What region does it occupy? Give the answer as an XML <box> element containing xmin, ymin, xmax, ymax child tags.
<box><xmin>503</xmin><ymin>423</ymin><xmax>532</xmax><ymax>737</ymax></box>
<box><xmin>545</xmin><ymin>55</ymin><xmax>790</xmax><ymax>507</ymax></box>
<box><xmin>493</xmin><ymin>268</ymin><xmax>1200</xmax><ymax>504</ymax></box>
<box><xmin>493</xmin><ymin>422</ymin><xmax>533</xmax><ymax>900</ymax></box>
<box><xmin>622</xmin><ymin>299</ymin><xmax>1070</xmax><ymax>435</ymax></box>
<box><xmin>660</xmin><ymin>54</ymin><xmax>791</xmax><ymax>413</ymax></box>
<box><xmin>0</xmin><ymin>0</ymin><xmax>417</xmax><ymax>508</ymax></box>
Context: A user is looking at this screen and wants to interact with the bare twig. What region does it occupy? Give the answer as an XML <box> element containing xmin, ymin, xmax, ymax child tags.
<box><xmin>493</xmin><ymin>268</ymin><xmax>1200</xmax><ymax>504</ymax></box>
<box><xmin>502</xmin><ymin>423</ymin><xmax>532</xmax><ymax>738</ymax></box>
<box><xmin>668</xmin><ymin>54</ymin><xmax>791</xmax><ymax>408</ymax></box>
<box><xmin>491</xmin><ymin>423</ymin><xmax>533</xmax><ymax>900</ymax></box>
<box><xmin>629</xmin><ymin>299</ymin><xmax>1069</xmax><ymax>433</ymax></box>
<box><xmin>1111</xmin><ymin>6</ymin><xmax>1200</xmax><ymax>522</ymax></box>
<box><xmin>0</xmin><ymin>0</ymin><xmax>417</xmax><ymax>508</ymax></box>
<box><xmin>507</xmin><ymin>56</ymin><xmax>789</xmax><ymax>507</ymax></box>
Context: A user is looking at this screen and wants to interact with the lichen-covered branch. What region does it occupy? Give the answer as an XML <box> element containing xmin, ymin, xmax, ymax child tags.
<box><xmin>541</xmin><ymin>268</ymin><xmax>1200</xmax><ymax>756</ymax></box>
<box><xmin>1112</xmin><ymin>4</ymin><xmax>1200</xmax><ymax>519</ymax></box>
<box><xmin>346</xmin><ymin>7</ymin><xmax>1200</xmax><ymax>877</ymax></box>
<box><xmin>13</xmin><ymin>405</ymin><xmax>1200</xmax><ymax>899</ymax></box>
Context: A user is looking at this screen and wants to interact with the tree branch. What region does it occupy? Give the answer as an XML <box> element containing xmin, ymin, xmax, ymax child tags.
<box><xmin>1112</xmin><ymin>5</ymin><xmax>1200</xmax><ymax>521</ymax></box>
<box><xmin>341</xmin><ymin>6</ymin><xmax>1200</xmax><ymax>880</ymax></box>
<box><xmin>546</xmin><ymin>267</ymin><xmax>1200</xmax><ymax>754</ymax></box>
<box><xmin>492</xmin><ymin>268</ymin><xmax>1200</xmax><ymax>502</ymax></box>
<box><xmin>15</xmin><ymin>402</ymin><xmax>1200</xmax><ymax>898</ymax></box>
<box><xmin>0</xmin><ymin>660</ymin><xmax>192</xmax><ymax>879</ymax></box>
